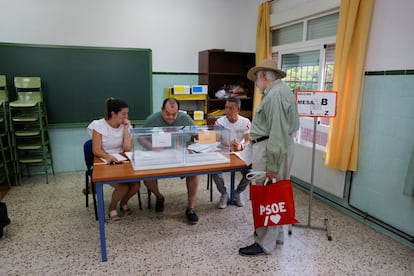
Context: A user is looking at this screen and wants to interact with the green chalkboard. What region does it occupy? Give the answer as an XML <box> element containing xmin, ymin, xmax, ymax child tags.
<box><xmin>0</xmin><ymin>43</ymin><xmax>152</xmax><ymax>126</ymax></box>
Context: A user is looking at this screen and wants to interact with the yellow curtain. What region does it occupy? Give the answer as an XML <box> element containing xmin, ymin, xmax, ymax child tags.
<box><xmin>325</xmin><ymin>0</ymin><xmax>374</xmax><ymax>171</ymax></box>
<box><xmin>252</xmin><ymin>1</ymin><xmax>270</xmax><ymax>116</ymax></box>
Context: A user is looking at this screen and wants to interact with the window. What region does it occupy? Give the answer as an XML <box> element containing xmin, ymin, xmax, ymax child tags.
<box><xmin>271</xmin><ymin>22</ymin><xmax>303</xmax><ymax>46</ymax></box>
<box><xmin>281</xmin><ymin>50</ymin><xmax>320</xmax><ymax>92</ymax></box>
<box><xmin>271</xmin><ymin>12</ymin><xmax>338</xmax><ymax>150</ymax></box>
<box><xmin>307</xmin><ymin>13</ymin><xmax>339</xmax><ymax>40</ymax></box>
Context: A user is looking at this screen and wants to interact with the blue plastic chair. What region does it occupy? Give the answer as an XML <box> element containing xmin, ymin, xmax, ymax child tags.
<box><xmin>83</xmin><ymin>139</ymin><xmax>98</xmax><ymax>220</ymax></box>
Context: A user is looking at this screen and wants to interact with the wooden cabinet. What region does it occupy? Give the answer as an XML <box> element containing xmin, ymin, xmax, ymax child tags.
<box><xmin>198</xmin><ymin>49</ymin><xmax>255</xmax><ymax>123</ymax></box>
<box><xmin>164</xmin><ymin>88</ymin><xmax>207</xmax><ymax>126</ymax></box>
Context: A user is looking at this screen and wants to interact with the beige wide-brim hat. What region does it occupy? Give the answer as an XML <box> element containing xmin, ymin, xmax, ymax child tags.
<box><xmin>247</xmin><ymin>59</ymin><xmax>286</xmax><ymax>81</ymax></box>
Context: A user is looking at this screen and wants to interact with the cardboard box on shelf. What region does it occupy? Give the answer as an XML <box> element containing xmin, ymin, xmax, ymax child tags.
<box><xmin>191</xmin><ymin>85</ymin><xmax>208</xmax><ymax>94</ymax></box>
<box><xmin>173</xmin><ymin>85</ymin><xmax>190</xmax><ymax>94</ymax></box>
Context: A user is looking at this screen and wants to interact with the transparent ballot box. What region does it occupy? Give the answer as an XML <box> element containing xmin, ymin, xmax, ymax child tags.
<box><xmin>130</xmin><ymin>125</ymin><xmax>230</xmax><ymax>170</ymax></box>
<box><xmin>130</xmin><ymin>126</ymin><xmax>185</xmax><ymax>170</ymax></box>
<box><xmin>184</xmin><ymin>125</ymin><xmax>230</xmax><ymax>166</ymax></box>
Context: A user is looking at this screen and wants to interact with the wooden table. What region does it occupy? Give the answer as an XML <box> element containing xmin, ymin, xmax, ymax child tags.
<box><xmin>92</xmin><ymin>154</ymin><xmax>249</xmax><ymax>262</ymax></box>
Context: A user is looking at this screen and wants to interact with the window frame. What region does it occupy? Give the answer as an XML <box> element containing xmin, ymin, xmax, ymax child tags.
<box><xmin>277</xmin><ymin>45</ymin><xmax>333</xmax><ymax>150</ymax></box>
<box><xmin>270</xmin><ymin>11</ymin><xmax>338</xmax><ymax>150</ymax></box>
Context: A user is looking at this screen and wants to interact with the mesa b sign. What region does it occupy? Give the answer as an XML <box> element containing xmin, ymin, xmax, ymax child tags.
<box><xmin>296</xmin><ymin>90</ymin><xmax>337</xmax><ymax>118</ymax></box>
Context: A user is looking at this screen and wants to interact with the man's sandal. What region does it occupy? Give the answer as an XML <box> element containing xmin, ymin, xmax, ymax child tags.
<box><xmin>120</xmin><ymin>205</ymin><xmax>132</xmax><ymax>216</ymax></box>
<box><xmin>109</xmin><ymin>210</ymin><xmax>121</xmax><ymax>221</ymax></box>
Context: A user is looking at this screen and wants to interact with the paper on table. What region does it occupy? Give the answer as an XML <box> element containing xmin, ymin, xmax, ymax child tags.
<box><xmin>99</xmin><ymin>153</ymin><xmax>128</xmax><ymax>164</ymax></box>
<box><xmin>187</xmin><ymin>142</ymin><xmax>220</xmax><ymax>153</ymax></box>
<box><xmin>232</xmin><ymin>143</ymin><xmax>252</xmax><ymax>165</ymax></box>
<box><xmin>125</xmin><ymin>152</ymin><xmax>133</xmax><ymax>160</ymax></box>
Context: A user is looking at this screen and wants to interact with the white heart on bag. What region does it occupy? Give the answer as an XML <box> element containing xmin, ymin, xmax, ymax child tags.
<box><xmin>270</xmin><ymin>214</ymin><xmax>281</xmax><ymax>224</ymax></box>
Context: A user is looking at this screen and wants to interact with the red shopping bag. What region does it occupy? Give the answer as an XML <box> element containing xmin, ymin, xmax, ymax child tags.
<box><xmin>250</xmin><ymin>179</ymin><xmax>299</xmax><ymax>229</ymax></box>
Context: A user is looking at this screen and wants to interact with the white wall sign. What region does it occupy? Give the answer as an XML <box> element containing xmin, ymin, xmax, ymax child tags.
<box><xmin>296</xmin><ymin>90</ymin><xmax>337</xmax><ymax>118</ymax></box>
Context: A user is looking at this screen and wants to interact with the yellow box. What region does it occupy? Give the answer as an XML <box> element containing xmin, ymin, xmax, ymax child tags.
<box><xmin>193</xmin><ymin>110</ymin><xmax>204</xmax><ymax>120</ymax></box>
<box><xmin>173</xmin><ymin>85</ymin><xmax>190</xmax><ymax>94</ymax></box>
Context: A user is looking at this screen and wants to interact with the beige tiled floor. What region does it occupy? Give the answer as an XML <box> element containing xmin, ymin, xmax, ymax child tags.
<box><xmin>0</xmin><ymin>171</ymin><xmax>413</xmax><ymax>275</ymax></box>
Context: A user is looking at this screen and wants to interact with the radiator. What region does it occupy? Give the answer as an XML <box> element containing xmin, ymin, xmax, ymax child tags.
<box><xmin>291</xmin><ymin>143</ymin><xmax>346</xmax><ymax>198</ymax></box>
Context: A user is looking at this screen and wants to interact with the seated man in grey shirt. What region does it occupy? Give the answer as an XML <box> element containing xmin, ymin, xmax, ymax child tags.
<box><xmin>142</xmin><ymin>98</ymin><xmax>199</xmax><ymax>224</ymax></box>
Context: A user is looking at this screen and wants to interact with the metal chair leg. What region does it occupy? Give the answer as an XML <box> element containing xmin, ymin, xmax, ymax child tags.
<box><xmin>209</xmin><ymin>175</ymin><xmax>213</xmax><ymax>202</ymax></box>
<box><xmin>91</xmin><ymin>182</ymin><xmax>98</xmax><ymax>221</ymax></box>
<box><xmin>85</xmin><ymin>171</ymin><xmax>89</xmax><ymax>208</ymax></box>
<box><xmin>137</xmin><ymin>190</ymin><xmax>142</xmax><ymax>210</ymax></box>
<box><xmin>207</xmin><ymin>174</ymin><xmax>214</xmax><ymax>202</ymax></box>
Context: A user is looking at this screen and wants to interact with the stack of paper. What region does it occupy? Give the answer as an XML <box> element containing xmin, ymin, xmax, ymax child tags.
<box><xmin>100</xmin><ymin>153</ymin><xmax>128</xmax><ymax>164</ymax></box>
<box><xmin>187</xmin><ymin>142</ymin><xmax>220</xmax><ymax>153</ymax></box>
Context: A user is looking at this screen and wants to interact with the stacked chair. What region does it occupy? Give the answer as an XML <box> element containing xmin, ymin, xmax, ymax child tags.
<box><xmin>9</xmin><ymin>77</ymin><xmax>54</xmax><ymax>184</ymax></box>
<box><xmin>0</xmin><ymin>75</ymin><xmax>13</xmax><ymax>187</ymax></box>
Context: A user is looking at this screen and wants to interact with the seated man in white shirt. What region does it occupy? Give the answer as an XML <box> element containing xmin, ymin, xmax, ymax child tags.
<box><xmin>213</xmin><ymin>97</ymin><xmax>251</xmax><ymax>208</ymax></box>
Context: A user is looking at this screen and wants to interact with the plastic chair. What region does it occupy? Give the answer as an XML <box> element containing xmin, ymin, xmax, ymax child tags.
<box><xmin>0</xmin><ymin>75</ymin><xmax>15</xmax><ymax>187</ymax></box>
<box><xmin>0</xmin><ymin>135</ymin><xmax>11</xmax><ymax>188</ymax></box>
<box><xmin>9</xmin><ymin>77</ymin><xmax>54</xmax><ymax>184</ymax></box>
<box><xmin>13</xmin><ymin>77</ymin><xmax>43</xmax><ymax>106</ymax></box>
<box><xmin>83</xmin><ymin>139</ymin><xmax>147</xmax><ymax>221</ymax></box>
<box><xmin>84</xmin><ymin>140</ymin><xmax>98</xmax><ymax>220</ymax></box>
<box><xmin>0</xmin><ymin>75</ymin><xmax>8</xmax><ymax>103</ymax></box>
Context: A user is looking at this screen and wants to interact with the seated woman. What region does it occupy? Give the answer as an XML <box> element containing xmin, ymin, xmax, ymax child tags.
<box><xmin>87</xmin><ymin>97</ymin><xmax>140</xmax><ymax>221</ymax></box>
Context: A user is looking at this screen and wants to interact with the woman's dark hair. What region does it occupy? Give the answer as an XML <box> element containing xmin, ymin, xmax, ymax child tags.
<box><xmin>105</xmin><ymin>97</ymin><xmax>128</xmax><ymax>120</ymax></box>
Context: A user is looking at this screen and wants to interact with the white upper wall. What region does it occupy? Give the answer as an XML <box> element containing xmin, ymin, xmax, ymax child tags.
<box><xmin>2</xmin><ymin>0</ymin><xmax>412</xmax><ymax>73</ymax></box>
<box><xmin>0</xmin><ymin>0</ymin><xmax>262</xmax><ymax>72</ymax></box>
<box><xmin>365</xmin><ymin>0</ymin><xmax>414</xmax><ymax>71</ymax></box>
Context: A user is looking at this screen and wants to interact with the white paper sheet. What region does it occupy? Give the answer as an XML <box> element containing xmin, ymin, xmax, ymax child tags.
<box><xmin>187</xmin><ymin>142</ymin><xmax>221</xmax><ymax>153</ymax></box>
<box><xmin>99</xmin><ymin>153</ymin><xmax>128</xmax><ymax>164</ymax></box>
<box><xmin>232</xmin><ymin>143</ymin><xmax>252</xmax><ymax>165</ymax></box>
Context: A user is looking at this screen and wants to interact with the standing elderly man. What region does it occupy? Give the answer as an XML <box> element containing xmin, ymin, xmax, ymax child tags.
<box><xmin>212</xmin><ymin>97</ymin><xmax>251</xmax><ymax>209</ymax></box>
<box><xmin>142</xmin><ymin>98</ymin><xmax>199</xmax><ymax>224</ymax></box>
<box><xmin>239</xmin><ymin>60</ymin><xmax>300</xmax><ymax>256</ymax></box>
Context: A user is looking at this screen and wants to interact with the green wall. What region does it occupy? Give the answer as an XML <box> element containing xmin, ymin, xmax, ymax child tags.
<box><xmin>351</xmin><ymin>72</ymin><xmax>414</xmax><ymax>237</ymax></box>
